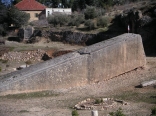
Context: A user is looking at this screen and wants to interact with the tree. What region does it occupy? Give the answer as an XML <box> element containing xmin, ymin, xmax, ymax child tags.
<box><xmin>85</xmin><ymin>0</ymin><xmax>94</xmax><ymax>6</ymax></box>
<box><xmin>47</xmin><ymin>13</ymin><xmax>69</xmax><ymax>27</ymax></box>
<box><xmin>0</xmin><ymin>2</ymin><xmax>8</xmax><ymax>35</ymax></box>
<box><xmin>97</xmin><ymin>16</ymin><xmax>109</xmax><ymax>27</ymax></box>
<box><xmin>8</xmin><ymin>6</ymin><xmax>30</xmax><ymax>27</ymax></box>
<box><xmin>68</xmin><ymin>0</ymin><xmax>74</xmax><ymax>8</ymax></box>
<box><xmin>12</xmin><ymin>0</ymin><xmax>22</xmax><ymax>5</ymax></box>
<box><xmin>62</xmin><ymin>0</ymin><xmax>68</xmax><ymax>8</ymax></box>
<box><xmin>72</xmin><ymin>0</ymin><xmax>80</xmax><ymax>11</ymax></box>
<box><xmin>52</xmin><ymin>0</ymin><xmax>61</xmax><ymax>7</ymax></box>
<box><xmin>79</xmin><ymin>0</ymin><xmax>86</xmax><ymax>10</ymax></box>
<box><xmin>84</xmin><ymin>5</ymin><xmax>97</xmax><ymax>19</ymax></box>
<box><xmin>0</xmin><ymin>2</ymin><xmax>8</xmax><ymax>23</ymax></box>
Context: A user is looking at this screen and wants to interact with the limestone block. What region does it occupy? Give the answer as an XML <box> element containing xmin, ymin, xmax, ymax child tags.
<box><xmin>0</xmin><ymin>33</ymin><xmax>146</xmax><ymax>95</ymax></box>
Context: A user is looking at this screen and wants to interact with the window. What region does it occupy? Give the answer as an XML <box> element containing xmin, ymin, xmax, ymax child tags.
<box><xmin>35</xmin><ymin>13</ymin><xmax>38</xmax><ymax>17</ymax></box>
<box><xmin>48</xmin><ymin>11</ymin><xmax>50</xmax><ymax>16</ymax></box>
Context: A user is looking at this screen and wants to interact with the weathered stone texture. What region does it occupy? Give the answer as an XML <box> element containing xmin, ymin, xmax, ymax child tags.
<box><xmin>0</xmin><ymin>33</ymin><xmax>146</xmax><ymax>95</ymax></box>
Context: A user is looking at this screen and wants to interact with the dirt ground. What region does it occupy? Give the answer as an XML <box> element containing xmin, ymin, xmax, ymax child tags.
<box><xmin>0</xmin><ymin>40</ymin><xmax>156</xmax><ymax>116</ymax></box>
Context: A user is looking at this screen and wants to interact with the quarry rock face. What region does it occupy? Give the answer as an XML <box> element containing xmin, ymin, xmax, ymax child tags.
<box><xmin>0</xmin><ymin>33</ymin><xmax>146</xmax><ymax>95</ymax></box>
<box><xmin>120</xmin><ymin>5</ymin><xmax>156</xmax><ymax>41</ymax></box>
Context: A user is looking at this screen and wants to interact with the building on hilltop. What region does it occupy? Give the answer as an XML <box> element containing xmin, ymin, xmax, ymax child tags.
<box><xmin>15</xmin><ymin>0</ymin><xmax>72</xmax><ymax>21</ymax></box>
<box><xmin>46</xmin><ymin>8</ymin><xmax>72</xmax><ymax>17</ymax></box>
<box><xmin>15</xmin><ymin>0</ymin><xmax>47</xmax><ymax>22</ymax></box>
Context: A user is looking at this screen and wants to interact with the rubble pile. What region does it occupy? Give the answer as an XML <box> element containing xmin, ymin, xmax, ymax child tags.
<box><xmin>0</xmin><ymin>49</ymin><xmax>45</xmax><ymax>62</ymax></box>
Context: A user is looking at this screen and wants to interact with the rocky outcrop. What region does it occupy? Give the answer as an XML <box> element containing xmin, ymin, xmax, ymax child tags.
<box><xmin>120</xmin><ymin>9</ymin><xmax>142</xmax><ymax>33</ymax></box>
<box><xmin>41</xmin><ymin>30</ymin><xmax>112</xmax><ymax>45</ymax></box>
<box><xmin>120</xmin><ymin>3</ymin><xmax>156</xmax><ymax>42</ymax></box>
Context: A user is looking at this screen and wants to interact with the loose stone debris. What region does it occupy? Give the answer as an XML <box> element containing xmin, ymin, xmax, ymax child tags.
<box><xmin>74</xmin><ymin>98</ymin><xmax>128</xmax><ymax>110</ymax></box>
<box><xmin>0</xmin><ymin>49</ymin><xmax>45</xmax><ymax>62</ymax></box>
<box><xmin>141</xmin><ymin>79</ymin><xmax>156</xmax><ymax>87</ymax></box>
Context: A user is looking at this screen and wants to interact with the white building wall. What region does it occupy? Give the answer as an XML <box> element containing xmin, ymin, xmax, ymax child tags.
<box><xmin>46</xmin><ymin>8</ymin><xmax>71</xmax><ymax>17</ymax></box>
<box><xmin>46</xmin><ymin>8</ymin><xmax>53</xmax><ymax>17</ymax></box>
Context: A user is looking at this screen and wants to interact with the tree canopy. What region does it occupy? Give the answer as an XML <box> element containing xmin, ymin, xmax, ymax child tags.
<box><xmin>8</xmin><ymin>6</ymin><xmax>30</xmax><ymax>27</ymax></box>
<box><xmin>0</xmin><ymin>3</ymin><xmax>30</xmax><ymax>36</ymax></box>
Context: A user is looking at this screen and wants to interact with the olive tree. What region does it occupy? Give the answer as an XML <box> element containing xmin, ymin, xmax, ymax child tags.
<box><xmin>8</xmin><ymin>7</ymin><xmax>30</xmax><ymax>27</ymax></box>
<box><xmin>84</xmin><ymin>6</ymin><xmax>97</xmax><ymax>19</ymax></box>
<box><xmin>47</xmin><ymin>13</ymin><xmax>69</xmax><ymax>27</ymax></box>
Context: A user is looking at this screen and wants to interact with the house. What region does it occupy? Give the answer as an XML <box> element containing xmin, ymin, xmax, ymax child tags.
<box><xmin>15</xmin><ymin>0</ymin><xmax>72</xmax><ymax>21</ymax></box>
<box><xmin>46</xmin><ymin>8</ymin><xmax>72</xmax><ymax>17</ymax></box>
<box><xmin>15</xmin><ymin>0</ymin><xmax>46</xmax><ymax>22</ymax></box>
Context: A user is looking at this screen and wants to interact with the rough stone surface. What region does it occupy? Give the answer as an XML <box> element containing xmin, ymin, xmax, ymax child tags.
<box><xmin>0</xmin><ymin>33</ymin><xmax>146</xmax><ymax>95</ymax></box>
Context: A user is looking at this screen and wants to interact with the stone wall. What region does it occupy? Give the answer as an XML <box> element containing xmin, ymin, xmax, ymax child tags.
<box><xmin>0</xmin><ymin>33</ymin><xmax>146</xmax><ymax>95</ymax></box>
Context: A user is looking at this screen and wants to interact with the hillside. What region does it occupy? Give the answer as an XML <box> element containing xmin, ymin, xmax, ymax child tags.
<box><xmin>0</xmin><ymin>1</ymin><xmax>156</xmax><ymax>116</ymax></box>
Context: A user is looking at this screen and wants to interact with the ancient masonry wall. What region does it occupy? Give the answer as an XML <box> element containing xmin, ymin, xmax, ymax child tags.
<box><xmin>0</xmin><ymin>33</ymin><xmax>146</xmax><ymax>95</ymax></box>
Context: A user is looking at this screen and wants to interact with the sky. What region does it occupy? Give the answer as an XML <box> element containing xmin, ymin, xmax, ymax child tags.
<box><xmin>1</xmin><ymin>0</ymin><xmax>12</xmax><ymax>5</ymax></box>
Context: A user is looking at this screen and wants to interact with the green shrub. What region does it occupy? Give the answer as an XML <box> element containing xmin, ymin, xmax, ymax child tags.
<box><xmin>151</xmin><ymin>107</ymin><xmax>156</xmax><ymax>116</ymax></box>
<box><xmin>96</xmin><ymin>8</ymin><xmax>105</xmax><ymax>17</ymax></box>
<box><xmin>72</xmin><ymin>110</ymin><xmax>79</xmax><ymax>116</ymax></box>
<box><xmin>68</xmin><ymin>12</ymin><xmax>85</xmax><ymax>27</ymax></box>
<box><xmin>97</xmin><ymin>16</ymin><xmax>109</xmax><ymax>28</ymax></box>
<box><xmin>0</xmin><ymin>59</ymin><xmax>8</xmax><ymax>63</ymax></box>
<box><xmin>85</xmin><ymin>20</ymin><xmax>96</xmax><ymax>30</ymax></box>
<box><xmin>94</xmin><ymin>98</ymin><xmax>103</xmax><ymax>104</ymax></box>
<box><xmin>47</xmin><ymin>13</ymin><xmax>69</xmax><ymax>27</ymax></box>
<box><xmin>109</xmin><ymin>108</ymin><xmax>126</xmax><ymax>116</ymax></box>
<box><xmin>0</xmin><ymin>67</ymin><xmax>1</xmax><ymax>72</ymax></box>
<box><xmin>19</xmin><ymin>110</ymin><xmax>29</xmax><ymax>113</ymax></box>
<box><xmin>25</xmin><ymin>60</ymin><xmax>32</xmax><ymax>66</ymax></box>
<box><xmin>84</xmin><ymin>6</ymin><xmax>97</xmax><ymax>19</ymax></box>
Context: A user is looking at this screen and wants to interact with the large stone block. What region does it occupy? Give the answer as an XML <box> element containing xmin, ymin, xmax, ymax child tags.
<box><xmin>0</xmin><ymin>33</ymin><xmax>146</xmax><ymax>95</ymax></box>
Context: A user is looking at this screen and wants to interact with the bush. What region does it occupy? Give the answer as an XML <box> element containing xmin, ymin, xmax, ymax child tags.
<box><xmin>0</xmin><ymin>67</ymin><xmax>1</xmax><ymax>72</ymax></box>
<box><xmin>151</xmin><ymin>107</ymin><xmax>156</xmax><ymax>116</ymax></box>
<box><xmin>25</xmin><ymin>60</ymin><xmax>32</xmax><ymax>66</ymax></box>
<box><xmin>97</xmin><ymin>16</ymin><xmax>109</xmax><ymax>27</ymax></box>
<box><xmin>85</xmin><ymin>20</ymin><xmax>96</xmax><ymax>30</ymax></box>
<box><xmin>94</xmin><ymin>98</ymin><xmax>103</xmax><ymax>104</ymax></box>
<box><xmin>68</xmin><ymin>12</ymin><xmax>85</xmax><ymax>27</ymax></box>
<box><xmin>72</xmin><ymin>110</ymin><xmax>79</xmax><ymax>116</ymax></box>
<box><xmin>96</xmin><ymin>8</ymin><xmax>105</xmax><ymax>17</ymax></box>
<box><xmin>84</xmin><ymin>6</ymin><xmax>97</xmax><ymax>19</ymax></box>
<box><xmin>0</xmin><ymin>59</ymin><xmax>8</xmax><ymax>63</ymax></box>
<box><xmin>109</xmin><ymin>108</ymin><xmax>126</xmax><ymax>116</ymax></box>
<box><xmin>47</xmin><ymin>13</ymin><xmax>69</xmax><ymax>27</ymax></box>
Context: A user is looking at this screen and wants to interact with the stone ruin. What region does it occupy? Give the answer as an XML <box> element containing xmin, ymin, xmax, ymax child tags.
<box><xmin>74</xmin><ymin>98</ymin><xmax>128</xmax><ymax>111</ymax></box>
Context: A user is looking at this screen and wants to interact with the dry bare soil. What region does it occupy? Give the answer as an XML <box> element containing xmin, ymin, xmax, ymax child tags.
<box><xmin>0</xmin><ymin>40</ymin><xmax>155</xmax><ymax>116</ymax></box>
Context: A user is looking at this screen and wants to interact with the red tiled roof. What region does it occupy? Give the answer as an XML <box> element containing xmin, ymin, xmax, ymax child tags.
<box><xmin>15</xmin><ymin>0</ymin><xmax>46</xmax><ymax>11</ymax></box>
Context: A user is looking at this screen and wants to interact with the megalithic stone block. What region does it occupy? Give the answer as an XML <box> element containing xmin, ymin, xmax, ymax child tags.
<box><xmin>0</xmin><ymin>33</ymin><xmax>146</xmax><ymax>96</ymax></box>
